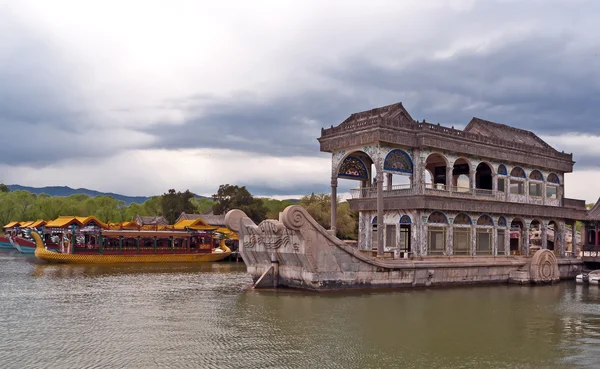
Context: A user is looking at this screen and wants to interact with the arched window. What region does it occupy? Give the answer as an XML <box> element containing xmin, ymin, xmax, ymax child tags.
<box><xmin>510</xmin><ymin>167</ymin><xmax>526</xmax><ymax>178</ymax></box>
<box><xmin>510</xmin><ymin>167</ymin><xmax>526</xmax><ymax>195</ymax></box>
<box><xmin>497</xmin><ymin>165</ymin><xmax>507</xmax><ymax>192</ymax></box>
<box><xmin>497</xmin><ymin>216</ymin><xmax>507</xmax><ymax>227</ymax></box>
<box><xmin>547</xmin><ymin>173</ymin><xmax>560</xmax><ymax>199</ymax></box>
<box><xmin>529</xmin><ymin>170</ymin><xmax>543</xmax><ymax>181</ymax></box>
<box><xmin>428</xmin><ymin>212</ymin><xmax>448</xmax><ymax>224</ymax></box>
<box><xmin>476</xmin><ymin>215</ymin><xmax>493</xmax><ymax>255</ymax></box>
<box><xmin>476</xmin><ymin>215</ymin><xmax>494</xmax><ymax>226</ymax></box>
<box><xmin>399</xmin><ymin>215</ymin><xmax>412</xmax><ymax>225</ymax></box>
<box><xmin>453</xmin><ymin>213</ymin><xmax>472</xmax><ymax>255</ymax></box>
<box><xmin>383</xmin><ymin>150</ymin><xmax>413</xmax><ymax>174</ymax></box>
<box><xmin>428</xmin><ymin>212</ymin><xmax>447</xmax><ymax>255</ymax></box>
<box><xmin>454</xmin><ymin>213</ymin><xmax>472</xmax><ymax>225</ymax></box>
<box><xmin>338</xmin><ymin>156</ymin><xmax>369</xmax><ymax>180</ymax></box>
<box><xmin>547</xmin><ymin>173</ymin><xmax>560</xmax><ymax>184</ymax></box>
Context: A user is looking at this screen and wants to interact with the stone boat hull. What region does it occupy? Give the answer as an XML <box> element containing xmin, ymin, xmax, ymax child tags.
<box><xmin>226</xmin><ymin>205</ymin><xmax>582</xmax><ymax>291</ymax></box>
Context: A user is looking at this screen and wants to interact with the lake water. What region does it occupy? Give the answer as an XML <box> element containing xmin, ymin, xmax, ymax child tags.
<box><xmin>2</xmin><ymin>250</ymin><xmax>600</xmax><ymax>369</ymax></box>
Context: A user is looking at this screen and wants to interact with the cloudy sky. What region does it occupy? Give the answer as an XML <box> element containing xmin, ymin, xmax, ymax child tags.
<box><xmin>1</xmin><ymin>0</ymin><xmax>600</xmax><ymax>201</ymax></box>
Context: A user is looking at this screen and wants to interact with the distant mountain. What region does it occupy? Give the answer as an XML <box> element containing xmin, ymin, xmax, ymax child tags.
<box><xmin>7</xmin><ymin>185</ymin><xmax>151</xmax><ymax>205</ymax></box>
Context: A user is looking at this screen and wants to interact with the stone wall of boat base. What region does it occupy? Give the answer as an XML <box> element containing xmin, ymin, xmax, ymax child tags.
<box><xmin>225</xmin><ymin>206</ymin><xmax>583</xmax><ymax>291</ymax></box>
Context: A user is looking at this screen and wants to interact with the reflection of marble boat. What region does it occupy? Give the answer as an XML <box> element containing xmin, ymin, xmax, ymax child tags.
<box><xmin>31</xmin><ymin>230</ymin><xmax>231</xmax><ymax>264</ymax></box>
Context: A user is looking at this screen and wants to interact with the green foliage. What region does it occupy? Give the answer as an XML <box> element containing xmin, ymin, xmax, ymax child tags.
<box><xmin>0</xmin><ymin>183</ymin><xmax>9</xmax><ymax>193</ymax></box>
<box><xmin>212</xmin><ymin>184</ymin><xmax>268</xmax><ymax>223</ymax></box>
<box><xmin>262</xmin><ymin>198</ymin><xmax>295</xmax><ymax>219</ymax></box>
<box><xmin>160</xmin><ymin>189</ymin><xmax>196</xmax><ymax>224</ymax></box>
<box><xmin>299</xmin><ymin>193</ymin><xmax>357</xmax><ymax>240</ymax></box>
<box><xmin>191</xmin><ymin>198</ymin><xmax>214</xmax><ymax>214</ymax></box>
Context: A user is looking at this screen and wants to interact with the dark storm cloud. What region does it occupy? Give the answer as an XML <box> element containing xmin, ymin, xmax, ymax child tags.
<box><xmin>144</xmin><ymin>90</ymin><xmax>367</xmax><ymax>157</ymax></box>
<box><xmin>147</xmin><ymin>30</ymin><xmax>600</xmax><ymax>172</ymax></box>
<box><xmin>327</xmin><ymin>35</ymin><xmax>600</xmax><ymax>135</ymax></box>
<box><xmin>0</xmin><ymin>15</ymin><xmax>101</xmax><ymax>165</ymax></box>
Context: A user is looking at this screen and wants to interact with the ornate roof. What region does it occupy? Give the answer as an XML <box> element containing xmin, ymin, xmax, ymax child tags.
<box><xmin>464</xmin><ymin>117</ymin><xmax>552</xmax><ymax>150</ymax></box>
<box><xmin>178</xmin><ymin>211</ymin><xmax>226</xmax><ymax>226</ymax></box>
<box><xmin>339</xmin><ymin>102</ymin><xmax>414</xmax><ymax>126</ymax></box>
<box><xmin>199</xmin><ymin>211</ymin><xmax>227</xmax><ymax>226</ymax></box>
<box><xmin>135</xmin><ymin>215</ymin><xmax>168</xmax><ymax>226</ymax></box>
<box><xmin>587</xmin><ymin>199</ymin><xmax>600</xmax><ymax>221</ymax></box>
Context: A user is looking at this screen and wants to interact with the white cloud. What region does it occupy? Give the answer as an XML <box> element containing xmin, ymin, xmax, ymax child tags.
<box><xmin>1</xmin><ymin>148</ymin><xmax>330</xmax><ymax>196</ymax></box>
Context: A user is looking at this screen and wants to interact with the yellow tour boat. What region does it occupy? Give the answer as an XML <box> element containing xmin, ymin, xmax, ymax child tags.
<box><xmin>31</xmin><ymin>226</ymin><xmax>232</xmax><ymax>264</ymax></box>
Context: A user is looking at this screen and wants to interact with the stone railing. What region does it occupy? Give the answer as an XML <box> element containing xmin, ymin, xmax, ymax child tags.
<box><xmin>350</xmin><ymin>184</ymin><xmax>414</xmax><ymax>199</ymax></box>
<box><xmin>350</xmin><ymin>185</ymin><xmax>560</xmax><ymax>205</ymax></box>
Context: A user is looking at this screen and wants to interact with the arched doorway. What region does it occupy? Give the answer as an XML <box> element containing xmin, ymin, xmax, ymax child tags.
<box><xmin>425</xmin><ymin>153</ymin><xmax>449</xmax><ymax>190</ymax></box>
<box><xmin>475</xmin><ymin>162</ymin><xmax>493</xmax><ymax>196</ymax></box>
<box><xmin>510</xmin><ymin>219</ymin><xmax>525</xmax><ymax>255</ymax></box>
<box><xmin>399</xmin><ymin>215</ymin><xmax>412</xmax><ymax>258</ymax></box>
<box><xmin>453</xmin><ymin>158</ymin><xmax>471</xmax><ymax>192</ymax></box>
<box><xmin>529</xmin><ymin>219</ymin><xmax>542</xmax><ymax>253</ymax></box>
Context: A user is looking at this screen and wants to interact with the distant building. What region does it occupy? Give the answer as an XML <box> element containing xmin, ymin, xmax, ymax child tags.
<box><xmin>177</xmin><ymin>212</ymin><xmax>226</xmax><ymax>227</ymax></box>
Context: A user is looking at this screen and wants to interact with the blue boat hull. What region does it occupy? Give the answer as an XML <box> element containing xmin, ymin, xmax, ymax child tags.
<box><xmin>0</xmin><ymin>242</ymin><xmax>13</xmax><ymax>250</ymax></box>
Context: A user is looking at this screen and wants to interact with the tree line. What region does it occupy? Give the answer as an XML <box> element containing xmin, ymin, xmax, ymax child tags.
<box><xmin>0</xmin><ymin>184</ymin><xmax>357</xmax><ymax>239</ymax></box>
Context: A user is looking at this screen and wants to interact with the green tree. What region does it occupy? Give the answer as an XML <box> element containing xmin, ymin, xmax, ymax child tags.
<box><xmin>212</xmin><ymin>184</ymin><xmax>268</xmax><ymax>224</ymax></box>
<box><xmin>0</xmin><ymin>191</ymin><xmax>17</xmax><ymax>227</ymax></box>
<box><xmin>161</xmin><ymin>189</ymin><xmax>196</xmax><ymax>224</ymax></box>
<box><xmin>191</xmin><ymin>198</ymin><xmax>214</xmax><ymax>214</ymax></box>
<box><xmin>0</xmin><ymin>184</ymin><xmax>9</xmax><ymax>193</ymax></box>
<box><xmin>142</xmin><ymin>196</ymin><xmax>163</xmax><ymax>216</ymax></box>
<box><xmin>262</xmin><ymin>198</ymin><xmax>295</xmax><ymax>219</ymax></box>
<box><xmin>299</xmin><ymin>193</ymin><xmax>357</xmax><ymax>240</ymax></box>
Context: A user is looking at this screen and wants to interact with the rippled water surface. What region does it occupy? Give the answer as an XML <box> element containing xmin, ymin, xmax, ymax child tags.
<box><xmin>3</xmin><ymin>250</ymin><xmax>600</xmax><ymax>368</ymax></box>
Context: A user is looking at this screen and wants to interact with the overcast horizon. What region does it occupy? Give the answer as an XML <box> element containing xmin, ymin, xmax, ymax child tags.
<box><xmin>2</xmin><ymin>0</ymin><xmax>600</xmax><ymax>202</ymax></box>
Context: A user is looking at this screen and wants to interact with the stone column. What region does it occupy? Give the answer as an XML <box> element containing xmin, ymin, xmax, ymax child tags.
<box><xmin>523</xmin><ymin>225</ymin><xmax>530</xmax><ymax>256</ymax></box>
<box><xmin>421</xmin><ymin>223</ymin><xmax>427</xmax><ymax>257</ymax></box>
<box><xmin>447</xmin><ymin>226</ymin><xmax>453</xmax><ymax>256</ymax></box>
<box><xmin>377</xmin><ymin>173</ymin><xmax>384</xmax><ymax>257</ymax></box>
<box><xmin>558</xmin><ymin>227</ymin><xmax>565</xmax><ymax>257</ymax></box>
<box><xmin>471</xmin><ymin>226</ymin><xmax>477</xmax><ymax>256</ymax></box>
<box><xmin>505</xmin><ymin>228</ymin><xmax>510</xmax><ymax>256</ymax></box>
<box><xmin>387</xmin><ymin>173</ymin><xmax>393</xmax><ymax>190</ymax></box>
<box><xmin>446</xmin><ymin>166</ymin><xmax>453</xmax><ymax>192</ymax></box>
<box><xmin>470</xmin><ymin>169</ymin><xmax>476</xmax><ymax>193</ymax></box>
<box><xmin>330</xmin><ymin>177</ymin><xmax>337</xmax><ymax>233</ymax></box>
<box><xmin>492</xmin><ymin>174</ymin><xmax>498</xmax><ymax>192</ymax></box>
<box><xmin>571</xmin><ymin>223</ymin><xmax>577</xmax><ymax>257</ymax></box>
<box><xmin>541</xmin><ymin>224</ymin><xmax>548</xmax><ymax>249</ymax></box>
<box><xmin>413</xmin><ymin>148</ymin><xmax>422</xmax><ymax>194</ymax></box>
<box><xmin>492</xmin><ymin>226</ymin><xmax>498</xmax><ymax>256</ymax></box>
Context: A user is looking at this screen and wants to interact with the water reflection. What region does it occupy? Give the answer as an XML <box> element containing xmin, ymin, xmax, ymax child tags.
<box><xmin>2</xmin><ymin>251</ymin><xmax>600</xmax><ymax>368</ymax></box>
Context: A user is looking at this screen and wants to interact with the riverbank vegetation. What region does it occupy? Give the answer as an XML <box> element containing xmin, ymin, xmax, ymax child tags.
<box><xmin>0</xmin><ymin>184</ymin><xmax>358</xmax><ymax>239</ymax></box>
